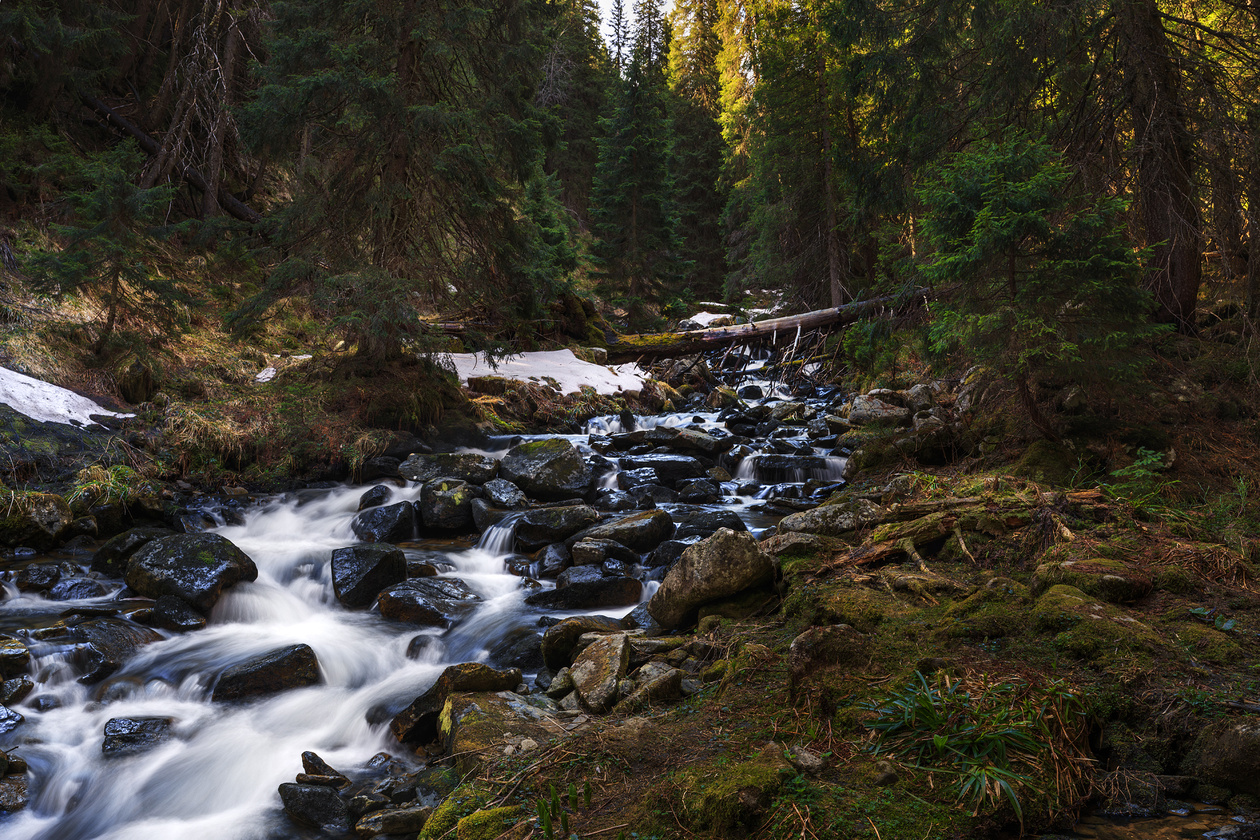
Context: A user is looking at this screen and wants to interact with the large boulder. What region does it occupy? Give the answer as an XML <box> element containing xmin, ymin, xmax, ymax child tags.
<box><xmin>515</xmin><ymin>505</ymin><xmax>600</xmax><ymax>550</ymax></box>
<box><xmin>212</xmin><ymin>644</ymin><xmax>321</xmax><ymax>702</ymax></box>
<box><xmin>648</xmin><ymin>529</ymin><xmax>776</xmax><ymax>629</ymax></box>
<box><xmin>777</xmin><ymin>498</ymin><xmax>886</xmax><ymax>538</ymax></box>
<box><xmin>499</xmin><ymin>439</ymin><xmax>592</xmax><ymax>501</ymax></box>
<box><xmin>569</xmin><ymin>633</ymin><xmax>630</xmax><ymax>713</ymax></box>
<box><xmin>616</xmin><ymin>454</ymin><xmax>707</xmax><ymax>488</ymax></box>
<box><xmin>399</xmin><ymin>452</ymin><xmax>499</xmax><ymax>485</ymax></box>
<box><xmin>418</xmin><ymin>479</ymin><xmax>476</xmax><ymax>532</ymax></box>
<box><xmin>125</xmin><ymin>533</ymin><xmax>258</xmax><ymax>614</ymax></box>
<box><xmin>669</xmin><ymin>506</ymin><xmax>747</xmax><ymax>541</ymax></box>
<box><xmin>377</xmin><ymin>578</ymin><xmax>481</xmax><ymax>627</ymax></box>
<box><xmin>847</xmin><ymin>394</ymin><xmax>911</xmax><ymax>426</ymax></box>
<box><xmin>52</xmin><ymin>618</ymin><xmax>164</xmax><ymax>683</ymax></box>
<box><xmin>90</xmin><ymin>526</ymin><xmax>174</xmax><ymax>577</ymax></box>
<box><xmin>389</xmin><ymin>662</ymin><xmax>522</xmax><ymax>744</ymax></box>
<box><xmin>540</xmin><ymin>615</ymin><xmax>625</xmax><ymax>670</ymax></box>
<box><xmin>567</xmin><ymin>509</ymin><xmax>675</xmax><ymax>552</ymax></box>
<box><xmin>331</xmin><ymin>544</ymin><xmax>407</xmax><ymax>608</ymax></box>
<box><xmin>279</xmin><ymin>783</ymin><xmax>351</xmax><ymax>834</ymax></box>
<box><xmin>351</xmin><ymin>502</ymin><xmax>416</xmax><ymax>543</ymax></box>
<box><xmin>524</xmin><ymin>574</ymin><xmax>642</xmax><ymax>611</ymax></box>
<box><xmin>0</xmin><ymin>492</ymin><xmax>73</xmax><ymax>550</ymax></box>
<box><xmin>643</xmin><ymin>427</ymin><xmax>731</xmax><ymax>456</ymax></box>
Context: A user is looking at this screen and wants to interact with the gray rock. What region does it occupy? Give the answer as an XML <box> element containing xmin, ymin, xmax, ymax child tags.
<box><xmin>377</xmin><ymin>578</ymin><xmax>481</xmax><ymax>627</ymax></box>
<box><xmin>847</xmin><ymin>394</ymin><xmax>911</xmax><ymax>426</ymax></box>
<box><xmin>350</xmin><ymin>502</ymin><xmax>416</xmax><ymax>544</ymax></box>
<box><xmin>499</xmin><ymin>439</ymin><xmax>592</xmax><ymax>501</ymax></box>
<box><xmin>278</xmin><ymin>782</ymin><xmax>350</xmax><ymax>834</ymax></box>
<box><xmin>358</xmin><ymin>456</ymin><xmax>402</xmax><ymax>482</ymax></box>
<box><xmin>48</xmin><ymin>577</ymin><xmax>109</xmax><ymax>601</ymax></box>
<box><xmin>483</xmin><ymin>478</ymin><xmax>527</xmax><ymax>508</ymax></box>
<box><xmin>332</xmin><ymin>544</ymin><xmax>407</xmax><ymax>608</ymax></box>
<box><xmin>778</xmin><ymin>498</ymin><xmax>886</xmax><ymax>537</ymax></box>
<box><xmin>616</xmin><ymin>454</ymin><xmax>707</xmax><ymax>487</ymax></box>
<box><xmin>570</xmin><ymin>538</ymin><xmax>639</xmax><ymax>567</ymax></box>
<box><xmin>399</xmin><ymin>452</ymin><xmax>499</xmax><ymax>484</ymax></box>
<box><xmin>524</xmin><ymin>576</ymin><xmax>642</xmax><ymax>611</ymax></box>
<box><xmin>570</xmin><ymin>633</ymin><xmax>629</xmax><ymax>713</ymax></box>
<box><xmin>0</xmin><ymin>705</ymin><xmax>23</xmax><ymax>735</ymax></box>
<box><xmin>151</xmin><ymin>595</ymin><xmax>208</xmax><ymax>632</ymax></box>
<box><xmin>355</xmin><ymin>805</ymin><xmax>433</xmax><ymax>837</ymax></box>
<box><xmin>540</xmin><ymin>615</ymin><xmax>625</xmax><ymax>671</ymax></box>
<box><xmin>60</xmin><ymin>618</ymin><xmax>163</xmax><ymax>683</ymax></box>
<box><xmin>357</xmin><ymin>484</ymin><xmax>392</xmax><ymax>512</ymax></box>
<box><xmin>125</xmin><ymin>533</ymin><xmax>259</xmax><ymax>614</ymax></box>
<box><xmin>515</xmin><ymin>505</ymin><xmax>600</xmax><ymax>550</ymax></box>
<box><xmin>566</xmin><ymin>509</ymin><xmax>675</xmax><ymax>552</ymax></box>
<box><xmin>647</xmin><ymin>528</ymin><xmax>776</xmax><ymax>629</ymax></box>
<box><xmin>616</xmin><ymin>467</ymin><xmax>660</xmax><ymax>490</ymax></box>
<box><xmin>418</xmin><ymin>478</ymin><xmax>476</xmax><ymax>532</ymax></box>
<box><xmin>1188</xmin><ymin>720</ymin><xmax>1260</xmax><ymax>797</ymax></box>
<box><xmin>102</xmin><ymin>716</ymin><xmax>175</xmax><ymax>756</ymax></box>
<box><xmin>389</xmin><ymin>662</ymin><xmax>521</xmax><ymax>744</ymax></box>
<box><xmin>212</xmin><ymin>644</ymin><xmax>321</xmax><ymax>702</ymax></box>
<box><xmin>0</xmin><ymin>677</ymin><xmax>33</xmax><ymax>705</ymax></box>
<box><xmin>0</xmin><ymin>636</ymin><xmax>31</xmax><ymax>677</ymax></box>
<box><xmin>669</xmin><ymin>506</ymin><xmax>746</xmax><ymax>541</ymax></box>
<box><xmin>90</xmin><ymin>526</ymin><xmax>175</xmax><ymax>578</ymax></box>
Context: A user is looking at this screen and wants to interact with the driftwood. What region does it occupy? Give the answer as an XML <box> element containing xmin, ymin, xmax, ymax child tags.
<box><xmin>81</xmin><ymin>95</ymin><xmax>262</xmax><ymax>224</ymax></box>
<box><xmin>605</xmin><ymin>289</ymin><xmax>929</xmax><ymax>363</ymax></box>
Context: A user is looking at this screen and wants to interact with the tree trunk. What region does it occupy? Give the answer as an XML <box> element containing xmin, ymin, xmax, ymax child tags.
<box><xmin>1115</xmin><ymin>0</ymin><xmax>1202</xmax><ymax>330</ymax></box>
<box><xmin>93</xmin><ymin>269</ymin><xmax>121</xmax><ymax>355</ymax></box>
<box><xmin>202</xmin><ymin>11</ymin><xmax>241</xmax><ymax>218</ymax></box>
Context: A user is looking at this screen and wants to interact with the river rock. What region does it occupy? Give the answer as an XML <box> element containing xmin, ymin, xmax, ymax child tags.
<box><xmin>399</xmin><ymin>452</ymin><xmax>499</xmax><ymax>485</ymax></box>
<box><xmin>847</xmin><ymin>394</ymin><xmax>911</xmax><ymax>426</ymax></box>
<box><xmin>357</xmin><ymin>485</ymin><xmax>392</xmax><ymax>512</ymax></box>
<box><xmin>59</xmin><ymin>617</ymin><xmax>164</xmax><ymax>683</ymax></box>
<box><xmin>377</xmin><ymin>578</ymin><xmax>481</xmax><ymax>627</ymax></box>
<box><xmin>0</xmin><ymin>492</ymin><xmax>73</xmax><ymax>550</ymax></box>
<box><xmin>212</xmin><ymin>643</ymin><xmax>321</xmax><ymax>702</ymax></box>
<box><xmin>102</xmin><ymin>716</ymin><xmax>175</xmax><ymax>756</ymax></box>
<box><xmin>417</xmin><ymin>478</ymin><xmax>476</xmax><ymax>531</ymax></box>
<box><xmin>569</xmin><ymin>633</ymin><xmax>629</xmax><ymax>713</ymax></box>
<box><xmin>279</xmin><ymin>782</ymin><xmax>351</xmax><ymax>834</ymax></box>
<box><xmin>524</xmin><ymin>574</ymin><xmax>642</xmax><ymax>611</ymax></box>
<box><xmin>0</xmin><ymin>705</ymin><xmax>23</xmax><ymax>735</ymax></box>
<box><xmin>332</xmin><ymin>544</ymin><xmax>407</xmax><ymax>608</ymax></box>
<box><xmin>440</xmin><ymin>691</ymin><xmax>559</xmax><ymax>775</ymax></box>
<box><xmin>350</xmin><ymin>502</ymin><xmax>416</xmax><ymax>544</ymax></box>
<box><xmin>1186</xmin><ymin>720</ymin><xmax>1260</xmax><ymax>796</ymax></box>
<box><xmin>570</xmin><ymin>538</ymin><xmax>639</xmax><ymax>566</ymax></box>
<box><xmin>483</xmin><ymin>478</ymin><xmax>527</xmax><ymax>508</ymax></box>
<box><xmin>540</xmin><ymin>615</ymin><xmax>625</xmax><ymax>670</ymax></box>
<box><xmin>567</xmin><ymin>509</ymin><xmax>674</xmax><ymax>552</ymax></box>
<box><xmin>677</xmin><ymin>478</ymin><xmax>720</xmax><ymax>503</ymax></box>
<box><xmin>648</xmin><ymin>528</ymin><xmax>776</xmax><ymax>629</ymax></box>
<box><xmin>355</xmin><ymin>805</ymin><xmax>433</xmax><ymax>837</ymax></box>
<box><xmin>125</xmin><ymin>533</ymin><xmax>258</xmax><ymax>614</ymax></box>
<box><xmin>389</xmin><ymin>662</ymin><xmax>522</xmax><ymax>744</ymax></box>
<box><xmin>499</xmin><ymin>439</ymin><xmax>592</xmax><ymax>501</ymax></box>
<box><xmin>669</xmin><ymin>506</ymin><xmax>746</xmax><ymax>541</ymax></box>
<box><xmin>151</xmin><ymin>594</ymin><xmax>208</xmax><ymax>631</ymax></box>
<box><xmin>48</xmin><ymin>578</ymin><xmax>109</xmax><ymax>600</ymax></box>
<box><xmin>616</xmin><ymin>454</ymin><xmax>706</xmax><ymax>487</ymax></box>
<box><xmin>0</xmin><ymin>678</ymin><xmax>32</xmax><ymax>705</ymax></box>
<box><xmin>777</xmin><ymin>498</ymin><xmax>886</xmax><ymax>537</ymax></box>
<box><xmin>91</xmin><ymin>527</ymin><xmax>176</xmax><ymax>578</ymax></box>
<box><xmin>0</xmin><ymin>774</ymin><xmax>27</xmax><ymax>812</ymax></box>
<box><xmin>358</xmin><ymin>456</ymin><xmax>401</xmax><ymax>483</ymax></box>
<box><xmin>515</xmin><ymin>504</ymin><xmax>600</xmax><ymax>550</ymax></box>
<box><xmin>616</xmin><ymin>467</ymin><xmax>660</xmax><ymax>490</ymax></box>
<box><xmin>645</xmin><ymin>427</ymin><xmax>731</xmax><ymax>456</ymax></box>
<box><xmin>16</xmin><ymin>563</ymin><xmax>60</xmax><ymax>592</ymax></box>
<box><xmin>0</xmin><ymin>636</ymin><xmax>31</xmax><ymax>677</ymax></box>
<box><xmin>613</xmin><ymin>666</ymin><xmax>684</xmax><ymax>714</ymax></box>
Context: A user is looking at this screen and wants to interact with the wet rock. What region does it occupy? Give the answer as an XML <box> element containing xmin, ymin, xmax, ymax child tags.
<box><xmin>593</xmin><ymin>489</ymin><xmax>636</xmax><ymax>511</ymax></box>
<box><xmin>616</xmin><ymin>467</ymin><xmax>660</xmax><ymax>490</ymax></box>
<box><xmin>570</xmin><ymin>633</ymin><xmax>629</xmax><ymax>713</ymax></box>
<box><xmin>540</xmin><ymin>615</ymin><xmax>625</xmax><ymax>670</ymax></box>
<box><xmin>350</xmin><ymin>502</ymin><xmax>416</xmax><ymax>544</ymax></box>
<box><xmin>332</xmin><ymin>544</ymin><xmax>407</xmax><ymax>608</ymax></box>
<box><xmin>378</xmin><ymin>578</ymin><xmax>481</xmax><ymax>627</ymax></box>
<box><xmin>777</xmin><ymin>498</ymin><xmax>886</xmax><ymax>537</ymax></box>
<box><xmin>669</xmin><ymin>506</ymin><xmax>747</xmax><ymax>541</ymax></box>
<box><xmin>570</xmin><ymin>538</ymin><xmax>639</xmax><ymax>566</ymax></box>
<box><xmin>487</xmin><ymin>627</ymin><xmax>544</xmax><ymax>671</ymax></box>
<box><xmin>677</xmin><ymin>478</ymin><xmax>720</xmax><ymax>504</ymax></box>
<box><xmin>279</xmin><ymin>782</ymin><xmax>351</xmax><ymax>834</ymax></box>
<box><xmin>0</xmin><ymin>492</ymin><xmax>73</xmax><ymax>551</ymax></box>
<box><xmin>567</xmin><ymin>508</ymin><xmax>674</xmax><ymax>552</ymax></box>
<box><xmin>737</xmin><ymin>384</ymin><xmax>763</xmax><ymax>400</ymax></box>
<box><xmin>616</xmin><ymin>454</ymin><xmax>707</xmax><ymax>487</ymax></box>
<box><xmin>0</xmin><ymin>705</ymin><xmax>23</xmax><ymax>735</ymax></box>
<box><xmin>357</xmin><ymin>485</ymin><xmax>392</xmax><ymax>512</ymax></box>
<box><xmin>1187</xmin><ymin>720</ymin><xmax>1260</xmax><ymax>797</ymax></box>
<box><xmin>0</xmin><ymin>677</ymin><xmax>33</xmax><ymax>705</ymax></box>
<box><xmin>16</xmin><ymin>563</ymin><xmax>60</xmax><ymax>592</ymax></box>
<box><xmin>648</xmin><ymin>528</ymin><xmax>776</xmax><ymax>629</ymax></box>
<box><xmin>646</xmin><ymin>427</ymin><xmax>731</xmax><ymax>456</ymax></box>
<box><xmin>524</xmin><ymin>575</ymin><xmax>642</xmax><ymax>611</ymax></box>
<box><xmin>212</xmin><ymin>644</ymin><xmax>321</xmax><ymax>702</ymax></box>
<box><xmin>303</xmin><ymin>751</ymin><xmax>346</xmax><ymax>780</ymax></box>
<box><xmin>406</xmin><ymin>634</ymin><xmax>442</xmax><ymax>660</ymax></box>
<box><xmin>102</xmin><ymin>716</ymin><xmax>175</xmax><ymax>756</ymax></box>
<box><xmin>399</xmin><ymin>452</ymin><xmax>499</xmax><ymax>485</ymax></box>
<box><xmin>389</xmin><ymin>662</ymin><xmax>522</xmax><ymax>744</ymax></box>
<box><xmin>358</xmin><ymin>456</ymin><xmax>402</xmax><ymax>483</ymax></box>
<box><xmin>48</xmin><ymin>578</ymin><xmax>109</xmax><ymax>601</ymax></box>
<box><xmin>0</xmin><ymin>774</ymin><xmax>28</xmax><ymax>812</ymax></box>
<box><xmin>629</xmin><ymin>484</ymin><xmax>677</xmax><ymax>506</ymax></box>
<box><xmin>482</xmin><ymin>478</ymin><xmax>527</xmax><ymax>508</ymax></box>
<box><xmin>499</xmin><ymin>439</ymin><xmax>592</xmax><ymax>501</ymax></box>
<box><xmin>60</xmin><ymin>617</ymin><xmax>163</xmax><ymax>683</ymax></box>
<box><xmin>151</xmin><ymin>594</ymin><xmax>208</xmax><ymax>632</ymax></box>
<box><xmin>515</xmin><ymin>504</ymin><xmax>599</xmax><ymax>550</ymax></box>
<box><xmin>355</xmin><ymin>805</ymin><xmax>433</xmax><ymax>837</ymax></box>
<box><xmin>125</xmin><ymin>533</ymin><xmax>259</xmax><ymax>614</ymax></box>
<box><xmin>648</xmin><ymin>537</ymin><xmax>702</xmax><ymax>569</ymax></box>
<box><xmin>90</xmin><ymin>526</ymin><xmax>175</xmax><ymax>577</ymax></box>
<box><xmin>418</xmin><ymin>478</ymin><xmax>476</xmax><ymax>532</ymax></box>
<box><xmin>537</xmin><ymin>543</ymin><xmax>571</xmax><ymax>578</ymax></box>
<box><xmin>0</xmin><ymin>635</ymin><xmax>32</xmax><ymax>677</ymax></box>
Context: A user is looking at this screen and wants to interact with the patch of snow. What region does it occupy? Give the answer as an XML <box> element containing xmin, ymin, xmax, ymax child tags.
<box><xmin>445</xmin><ymin>349</ymin><xmax>645</xmax><ymax>396</ymax></box>
<box><xmin>255</xmin><ymin>367</ymin><xmax>278</xmax><ymax>383</ymax></box>
<box><xmin>687</xmin><ymin>311</ymin><xmax>732</xmax><ymax>327</ymax></box>
<box><xmin>0</xmin><ymin>366</ymin><xmax>133</xmax><ymax>426</ymax></box>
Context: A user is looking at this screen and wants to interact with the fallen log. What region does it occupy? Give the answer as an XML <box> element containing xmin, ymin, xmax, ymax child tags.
<box><xmin>605</xmin><ymin>289</ymin><xmax>929</xmax><ymax>362</ymax></box>
<box><xmin>81</xmin><ymin>95</ymin><xmax>262</xmax><ymax>225</ymax></box>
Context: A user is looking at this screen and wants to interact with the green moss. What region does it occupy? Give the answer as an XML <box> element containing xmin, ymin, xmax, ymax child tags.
<box><xmin>674</xmin><ymin>745</ymin><xmax>794</xmax><ymax>833</ymax></box>
<box><xmin>1174</xmin><ymin>623</ymin><xmax>1242</xmax><ymax>665</ymax></box>
<box><xmin>941</xmin><ymin>585</ymin><xmax>1029</xmax><ymax>639</ymax></box>
<box><xmin>420</xmin><ymin>783</ymin><xmax>494</xmax><ymax>840</ymax></box>
<box><xmin>455</xmin><ymin>805</ymin><xmax>523</xmax><ymax>840</ymax></box>
<box><xmin>1031</xmin><ymin>584</ymin><xmax>1160</xmax><ymax>662</ymax></box>
<box><xmin>1032</xmin><ymin>558</ymin><xmax>1152</xmax><ymax>603</ymax></box>
<box><xmin>1012</xmin><ymin>439</ymin><xmax>1079</xmax><ymax>486</ymax></box>
<box><xmin>783</xmin><ymin>580</ymin><xmax>891</xmax><ymax>633</ymax></box>
<box><xmin>1154</xmin><ymin>566</ymin><xmax>1196</xmax><ymax>594</ymax></box>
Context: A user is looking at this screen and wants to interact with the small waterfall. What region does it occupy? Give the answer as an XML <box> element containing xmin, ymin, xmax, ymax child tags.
<box><xmin>476</xmin><ymin>513</ymin><xmax>520</xmax><ymax>556</ymax></box>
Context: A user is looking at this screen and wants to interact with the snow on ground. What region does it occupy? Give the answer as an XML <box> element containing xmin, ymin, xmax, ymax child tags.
<box><xmin>0</xmin><ymin>366</ymin><xmax>133</xmax><ymax>426</ymax></box>
<box><xmin>445</xmin><ymin>349</ymin><xmax>645</xmax><ymax>396</ymax></box>
<box><xmin>686</xmin><ymin>311</ymin><xmax>734</xmax><ymax>327</ymax></box>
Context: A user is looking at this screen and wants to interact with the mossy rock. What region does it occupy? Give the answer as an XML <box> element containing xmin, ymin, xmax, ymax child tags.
<box><xmin>1032</xmin><ymin>558</ymin><xmax>1153</xmax><ymax>603</ymax></box>
<box><xmin>940</xmin><ymin>581</ymin><xmax>1030</xmax><ymax>640</ymax></box>
<box><xmin>1031</xmin><ymin>585</ymin><xmax>1161</xmax><ymax>661</ymax></box>
<box><xmin>439</xmin><ymin>691</ymin><xmax>558</xmax><ymax>776</ymax></box>
<box><xmin>784</xmin><ymin>581</ymin><xmax>893</xmax><ymax>633</ymax></box>
<box><xmin>420</xmin><ymin>783</ymin><xmax>494</xmax><ymax>840</ymax></box>
<box><xmin>1012</xmin><ymin>439</ymin><xmax>1080</xmax><ymax>486</ymax></box>
<box><xmin>1153</xmin><ymin>566</ymin><xmax>1196</xmax><ymax>594</ymax></box>
<box><xmin>455</xmin><ymin>805</ymin><xmax>524</xmax><ymax>840</ymax></box>
<box><xmin>0</xmin><ymin>491</ymin><xmax>73</xmax><ymax>550</ymax></box>
<box><xmin>1174</xmin><ymin>622</ymin><xmax>1242</xmax><ymax>666</ymax></box>
<box><xmin>674</xmin><ymin>744</ymin><xmax>795</xmax><ymax>834</ymax></box>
